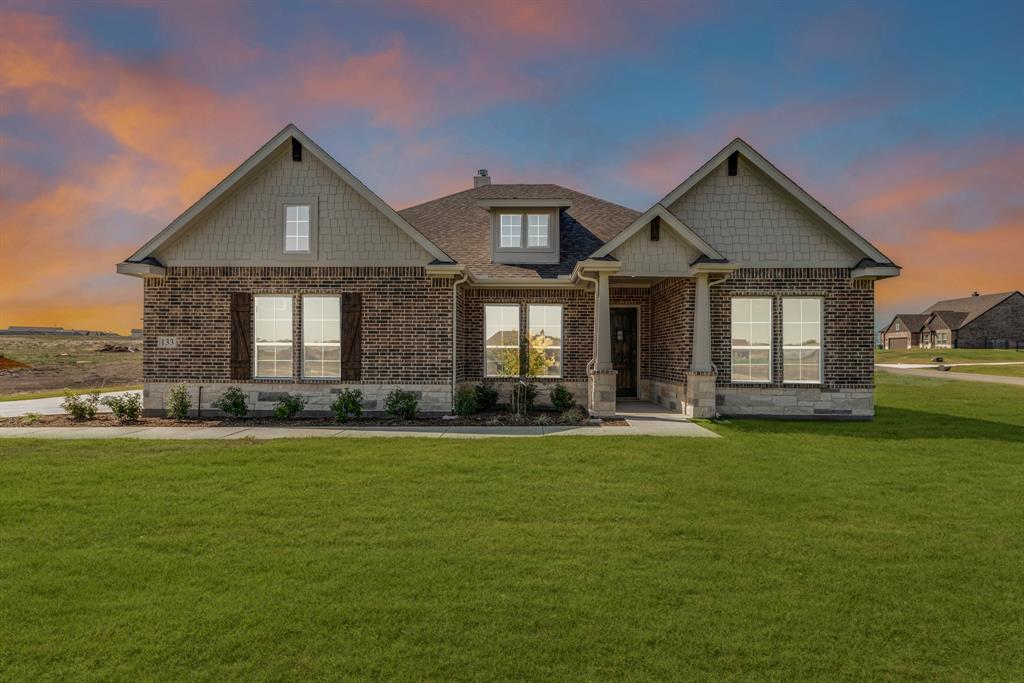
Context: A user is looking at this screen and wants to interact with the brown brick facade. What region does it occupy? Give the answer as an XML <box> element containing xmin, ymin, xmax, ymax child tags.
<box><xmin>648</xmin><ymin>278</ymin><xmax>695</xmax><ymax>385</ymax></box>
<box><xmin>143</xmin><ymin>266</ymin><xmax>453</xmax><ymax>384</ymax></box>
<box><xmin>710</xmin><ymin>268</ymin><xmax>874</xmax><ymax>389</ymax></box>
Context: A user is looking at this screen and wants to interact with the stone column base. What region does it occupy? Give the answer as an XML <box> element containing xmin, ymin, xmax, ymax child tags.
<box><xmin>588</xmin><ymin>369</ymin><xmax>618</xmax><ymax>417</ymax></box>
<box><xmin>685</xmin><ymin>371</ymin><xmax>717</xmax><ymax>418</ymax></box>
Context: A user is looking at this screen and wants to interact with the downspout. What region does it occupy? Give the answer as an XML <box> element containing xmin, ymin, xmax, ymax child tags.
<box><xmin>706</xmin><ymin>275</ymin><xmax>731</xmax><ymax>376</ymax></box>
<box><xmin>451</xmin><ymin>271</ymin><xmax>469</xmax><ymax>413</ymax></box>
<box><xmin>576</xmin><ymin>272</ymin><xmax>599</xmax><ymax>373</ymax></box>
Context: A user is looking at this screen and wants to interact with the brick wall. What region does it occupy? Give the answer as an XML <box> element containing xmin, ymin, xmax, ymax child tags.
<box><xmin>649</xmin><ymin>278</ymin><xmax>695</xmax><ymax>385</ymax></box>
<box><xmin>143</xmin><ymin>266</ymin><xmax>452</xmax><ymax>384</ymax></box>
<box><xmin>711</xmin><ymin>268</ymin><xmax>874</xmax><ymax>388</ymax></box>
<box><xmin>956</xmin><ymin>292</ymin><xmax>1024</xmax><ymax>348</ymax></box>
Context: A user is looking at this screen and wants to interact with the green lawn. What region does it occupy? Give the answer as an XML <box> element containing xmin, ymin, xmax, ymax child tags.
<box><xmin>2</xmin><ymin>374</ymin><xmax>1022</xmax><ymax>680</ymax></box>
<box><xmin>950</xmin><ymin>364</ymin><xmax>1024</xmax><ymax>378</ymax></box>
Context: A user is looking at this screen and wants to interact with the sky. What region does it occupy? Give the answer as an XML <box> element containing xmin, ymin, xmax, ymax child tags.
<box><xmin>1</xmin><ymin>0</ymin><xmax>1022</xmax><ymax>334</ymax></box>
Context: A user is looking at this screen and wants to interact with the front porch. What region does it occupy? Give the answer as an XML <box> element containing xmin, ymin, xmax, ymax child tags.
<box><xmin>583</xmin><ymin>267</ymin><xmax>726</xmax><ymax>419</ymax></box>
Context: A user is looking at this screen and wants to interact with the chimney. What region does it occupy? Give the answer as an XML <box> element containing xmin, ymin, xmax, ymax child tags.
<box><xmin>474</xmin><ymin>169</ymin><xmax>491</xmax><ymax>188</ymax></box>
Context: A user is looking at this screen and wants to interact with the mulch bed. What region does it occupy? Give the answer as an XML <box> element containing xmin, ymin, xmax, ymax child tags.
<box><xmin>3</xmin><ymin>411</ymin><xmax>627</xmax><ymax>429</ymax></box>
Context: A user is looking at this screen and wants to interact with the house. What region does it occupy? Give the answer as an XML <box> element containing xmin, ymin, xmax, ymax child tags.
<box><xmin>117</xmin><ymin>124</ymin><xmax>899</xmax><ymax>419</ymax></box>
<box><xmin>881</xmin><ymin>292</ymin><xmax>1024</xmax><ymax>350</ymax></box>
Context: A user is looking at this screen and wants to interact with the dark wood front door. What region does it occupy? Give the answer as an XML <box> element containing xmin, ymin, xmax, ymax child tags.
<box><xmin>611</xmin><ymin>307</ymin><xmax>638</xmax><ymax>398</ymax></box>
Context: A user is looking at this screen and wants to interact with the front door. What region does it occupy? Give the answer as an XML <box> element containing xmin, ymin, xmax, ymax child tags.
<box><xmin>611</xmin><ymin>307</ymin><xmax>638</xmax><ymax>398</ymax></box>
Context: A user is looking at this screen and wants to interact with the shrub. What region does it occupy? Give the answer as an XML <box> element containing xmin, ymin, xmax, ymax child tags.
<box><xmin>385</xmin><ymin>388</ymin><xmax>419</xmax><ymax>419</ymax></box>
<box><xmin>549</xmin><ymin>383</ymin><xmax>576</xmax><ymax>411</ymax></box>
<box><xmin>534</xmin><ymin>413</ymin><xmax>553</xmax><ymax>426</ymax></box>
<box><xmin>330</xmin><ymin>388</ymin><xmax>363</xmax><ymax>422</ymax></box>
<box><xmin>510</xmin><ymin>382</ymin><xmax>537</xmax><ymax>415</ymax></box>
<box><xmin>101</xmin><ymin>392</ymin><xmax>142</xmax><ymax>422</ymax></box>
<box><xmin>22</xmin><ymin>412</ymin><xmax>42</xmax><ymax>425</ymax></box>
<box><xmin>273</xmin><ymin>393</ymin><xmax>306</xmax><ymax>419</ymax></box>
<box><xmin>561</xmin><ymin>405</ymin><xmax>590</xmax><ymax>425</ymax></box>
<box><xmin>454</xmin><ymin>387</ymin><xmax>478</xmax><ymax>417</ymax></box>
<box><xmin>166</xmin><ymin>383</ymin><xmax>192</xmax><ymax>421</ymax></box>
<box><xmin>212</xmin><ymin>386</ymin><xmax>248</xmax><ymax>417</ymax></box>
<box><xmin>474</xmin><ymin>382</ymin><xmax>499</xmax><ymax>411</ymax></box>
<box><xmin>62</xmin><ymin>389</ymin><xmax>100</xmax><ymax>420</ymax></box>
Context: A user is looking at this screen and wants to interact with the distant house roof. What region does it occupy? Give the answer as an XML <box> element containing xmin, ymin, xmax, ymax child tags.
<box><xmin>926</xmin><ymin>310</ymin><xmax>969</xmax><ymax>331</ymax></box>
<box><xmin>889</xmin><ymin>314</ymin><xmax>930</xmax><ymax>333</ymax></box>
<box><xmin>923</xmin><ymin>291</ymin><xmax>1020</xmax><ymax>328</ymax></box>
<box><xmin>399</xmin><ymin>184</ymin><xmax>641</xmax><ymax>279</ymax></box>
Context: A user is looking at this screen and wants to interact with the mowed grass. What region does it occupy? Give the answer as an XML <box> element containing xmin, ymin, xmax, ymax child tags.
<box><xmin>1</xmin><ymin>375</ymin><xmax>1022</xmax><ymax>680</ymax></box>
<box><xmin>876</xmin><ymin>348</ymin><xmax>1024</xmax><ymax>364</ymax></box>
<box><xmin>950</xmin><ymin>364</ymin><xmax>1024</xmax><ymax>378</ymax></box>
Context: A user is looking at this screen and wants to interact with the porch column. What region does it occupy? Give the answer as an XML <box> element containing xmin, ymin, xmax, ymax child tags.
<box><xmin>595</xmin><ymin>271</ymin><xmax>613</xmax><ymax>371</ymax></box>
<box><xmin>691</xmin><ymin>272</ymin><xmax>712</xmax><ymax>372</ymax></box>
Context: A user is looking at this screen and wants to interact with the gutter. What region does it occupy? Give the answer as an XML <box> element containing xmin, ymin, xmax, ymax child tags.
<box><xmin>450</xmin><ymin>270</ymin><xmax>469</xmax><ymax>413</ymax></box>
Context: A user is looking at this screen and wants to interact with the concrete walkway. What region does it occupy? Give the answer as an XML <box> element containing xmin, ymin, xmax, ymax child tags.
<box><xmin>0</xmin><ymin>390</ymin><xmax>142</xmax><ymax>418</ymax></box>
<box><xmin>876</xmin><ymin>365</ymin><xmax>1024</xmax><ymax>386</ymax></box>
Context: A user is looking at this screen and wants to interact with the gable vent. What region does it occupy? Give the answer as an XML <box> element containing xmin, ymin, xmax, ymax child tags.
<box><xmin>291</xmin><ymin>138</ymin><xmax>302</xmax><ymax>162</ymax></box>
<box><xmin>727</xmin><ymin>151</ymin><xmax>739</xmax><ymax>176</ymax></box>
<box><xmin>650</xmin><ymin>215</ymin><xmax>660</xmax><ymax>241</ymax></box>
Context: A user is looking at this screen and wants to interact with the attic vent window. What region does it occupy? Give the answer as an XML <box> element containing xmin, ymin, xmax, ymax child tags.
<box><xmin>292</xmin><ymin>138</ymin><xmax>302</xmax><ymax>162</ymax></box>
<box><xmin>727</xmin><ymin>151</ymin><xmax>739</xmax><ymax>176</ymax></box>
<box><xmin>285</xmin><ymin>205</ymin><xmax>310</xmax><ymax>252</ymax></box>
<box><xmin>650</xmin><ymin>216</ymin><xmax>660</xmax><ymax>241</ymax></box>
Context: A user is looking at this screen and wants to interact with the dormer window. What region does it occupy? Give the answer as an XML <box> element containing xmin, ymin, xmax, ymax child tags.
<box><xmin>480</xmin><ymin>198</ymin><xmax>568</xmax><ymax>265</ymax></box>
<box><xmin>527</xmin><ymin>214</ymin><xmax>549</xmax><ymax>247</ymax></box>
<box><xmin>500</xmin><ymin>214</ymin><xmax>522</xmax><ymax>247</ymax></box>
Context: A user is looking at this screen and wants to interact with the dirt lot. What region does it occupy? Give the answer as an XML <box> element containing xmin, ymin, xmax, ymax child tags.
<box><xmin>0</xmin><ymin>335</ymin><xmax>142</xmax><ymax>398</ymax></box>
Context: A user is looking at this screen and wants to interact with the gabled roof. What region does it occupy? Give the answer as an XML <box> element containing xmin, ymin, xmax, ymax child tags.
<box><xmin>590</xmin><ymin>204</ymin><xmax>724</xmax><ymax>262</ymax></box>
<box><xmin>657</xmin><ymin>137</ymin><xmax>897</xmax><ymax>269</ymax></box>
<box><xmin>923</xmin><ymin>291</ymin><xmax>1020</xmax><ymax>328</ymax></box>
<box><xmin>399</xmin><ymin>184</ymin><xmax>640</xmax><ymax>279</ymax></box>
<box><xmin>123</xmin><ymin>124</ymin><xmax>452</xmax><ymax>265</ymax></box>
<box><xmin>926</xmin><ymin>311</ymin><xmax>969</xmax><ymax>331</ymax></box>
<box><xmin>888</xmin><ymin>314</ymin><xmax>930</xmax><ymax>333</ymax></box>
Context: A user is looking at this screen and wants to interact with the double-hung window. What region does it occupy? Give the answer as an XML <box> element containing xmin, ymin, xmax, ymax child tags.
<box><xmin>255</xmin><ymin>296</ymin><xmax>293</xmax><ymax>378</ymax></box>
<box><xmin>731</xmin><ymin>298</ymin><xmax>772</xmax><ymax>383</ymax></box>
<box><xmin>783</xmin><ymin>298</ymin><xmax>822</xmax><ymax>383</ymax></box>
<box><xmin>285</xmin><ymin>205</ymin><xmax>310</xmax><ymax>252</ymax></box>
<box><xmin>528</xmin><ymin>304</ymin><xmax>562</xmax><ymax>377</ymax></box>
<box><xmin>484</xmin><ymin>305</ymin><xmax>520</xmax><ymax>376</ymax></box>
<box><xmin>302</xmin><ymin>296</ymin><xmax>341</xmax><ymax>378</ymax></box>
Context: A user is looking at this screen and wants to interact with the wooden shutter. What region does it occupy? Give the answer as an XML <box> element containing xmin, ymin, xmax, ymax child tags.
<box><xmin>230</xmin><ymin>293</ymin><xmax>252</xmax><ymax>380</ymax></box>
<box><xmin>340</xmin><ymin>293</ymin><xmax>362</xmax><ymax>381</ymax></box>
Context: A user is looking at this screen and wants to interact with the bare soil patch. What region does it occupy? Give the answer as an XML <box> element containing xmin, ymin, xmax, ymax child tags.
<box><xmin>0</xmin><ymin>335</ymin><xmax>142</xmax><ymax>397</ymax></box>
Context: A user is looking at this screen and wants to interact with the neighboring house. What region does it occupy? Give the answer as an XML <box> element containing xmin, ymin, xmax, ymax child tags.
<box><xmin>882</xmin><ymin>292</ymin><xmax>1024</xmax><ymax>350</ymax></box>
<box><xmin>117</xmin><ymin>125</ymin><xmax>899</xmax><ymax>419</ymax></box>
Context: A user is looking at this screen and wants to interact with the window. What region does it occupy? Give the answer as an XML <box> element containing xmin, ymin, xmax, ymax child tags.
<box><xmin>254</xmin><ymin>296</ymin><xmax>293</xmax><ymax>378</ymax></box>
<box><xmin>528</xmin><ymin>304</ymin><xmax>562</xmax><ymax>377</ymax></box>
<box><xmin>783</xmin><ymin>298</ymin><xmax>822</xmax><ymax>384</ymax></box>
<box><xmin>731</xmin><ymin>298</ymin><xmax>772</xmax><ymax>383</ymax></box>
<box><xmin>302</xmin><ymin>296</ymin><xmax>341</xmax><ymax>378</ymax></box>
<box><xmin>285</xmin><ymin>205</ymin><xmax>310</xmax><ymax>252</ymax></box>
<box><xmin>894</xmin><ymin>321</ymin><xmax>901</xmax><ymax>331</ymax></box>
<box><xmin>500</xmin><ymin>214</ymin><xmax>522</xmax><ymax>248</ymax></box>
<box><xmin>485</xmin><ymin>305</ymin><xmax>519</xmax><ymax>376</ymax></box>
<box><xmin>527</xmin><ymin>214</ymin><xmax>549</xmax><ymax>247</ymax></box>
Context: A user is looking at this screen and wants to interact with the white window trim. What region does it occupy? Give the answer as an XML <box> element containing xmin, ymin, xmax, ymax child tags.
<box><xmin>730</xmin><ymin>297</ymin><xmax>773</xmax><ymax>384</ymax></box>
<box><xmin>254</xmin><ymin>295</ymin><xmax>294</xmax><ymax>380</ymax></box>
<box><xmin>526</xmin><ymin>214</ymin><xmax>550</xmax><ymax>248</ymax></box>
<box><xmin>782</xmin><ymin>297</ymin><xmax>823</xmax><ymax>385</ymax></box>
<box><xmin>494</xmin><ymin>211</ymin><xmax>556</xmax><ymax>253</ymax></box>
<box><xmin>484</xmin><ymin>304</ymin><xmax>520</xmax><ymax>378</ymax></box>
<box><xmin>301</xmin><ymin>295</ymin><xmax>342</xmax><ymax>380</ymax></box>
<box><xmin>527</xmin><ymin>304</ymin><xmax>563</xmax><ymax>379</ymax></box>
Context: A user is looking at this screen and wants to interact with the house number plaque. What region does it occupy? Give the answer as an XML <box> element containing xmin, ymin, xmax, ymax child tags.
<box><xmin>157</xmin><ymin>336</ymin><xmax>178</xmax><ymax>349</ymax></box>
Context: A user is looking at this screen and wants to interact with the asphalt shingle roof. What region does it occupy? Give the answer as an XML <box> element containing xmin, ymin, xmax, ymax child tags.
<box><xmin>892</xmin><ymin>314</ymin><xmax>931</xmax><ymax>332</ymax></box>
<box><xmin>923</xmin><ymin>292</ymin><xmax>1019</xmax><ymax>328</ymax></box>
<box><xmin>399</xmin><ymin>184</ymin><xmax>641</xmax><ymax>279</ymax></box>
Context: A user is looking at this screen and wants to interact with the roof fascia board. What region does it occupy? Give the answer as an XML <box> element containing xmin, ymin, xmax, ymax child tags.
<box><xmin>851</xmin><ymin>264</ymin><xmax>901</xmax><ymax>280</ymax></box>
<box><xmin>658</xmin><ymin>138</ymin><xmax>894</xmax><ymax>266</ymax></box>
<box><xmin>591</xmin><ymin>205</ymin><xmax>724</xmax><ymax>260</ymax></box>
<box><xmin>468</xmin><ymin>277</ymin><xmax>576</xmax><ymax>289</ymax></box>
<box><xmin>127</xmin><ymin>124</ymin><xmax>453</xmax><ymax>264</ymax></box>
